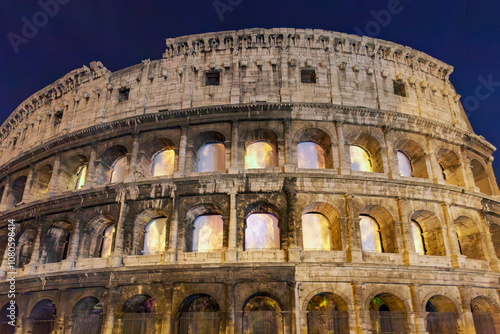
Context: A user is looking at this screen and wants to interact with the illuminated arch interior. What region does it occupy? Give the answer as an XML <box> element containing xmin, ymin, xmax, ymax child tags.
<box><xmin>350</xmin><ymin>146</ymin><xmax>371</xmax><ymax>172</ymax></box>
<box><xmin>359</xmin><ymin>215</ymin><xmax>382</xmax><ymax>253</ymax></box>
<box><xmin>397</xmin><ymin>151</ymin><xmax>412</xmax><ymax>177</ymax></box>
<box><xmin>197</xmin><ymin>142</ymin><xmax>225</xmax><ymax>172</ymax></box>
<box><xmin>100</xmin><ymin>225</ymin><xmax>115</xmax><ymax>258</ymax></box>
<box><xmin>302</xmin><ymin>213</ymin><xmax>331</xmax><ymax>250</ymax></box>
<box><xmin>297</xmin><ymin>142</ymin><xmax>326</xmax><ymax>169</ymax></box>
<box><xmin>192</xmin><ymin>215</ymin><xmax>224</xmax><ymax>252</ymax></box>
<box><xmin>110</xmin><ymin>156</ymin><xmax>127</xmax><ymax>183</ymax></box>
<box><xmin>143</xmin><ymin>218</ymin><xmax>167</xmax><ymax>255</ymax></box>
<box><xmin>152</xmin><ymin>149</ymin><xmax>175</xmax><ymax>177</ymax></box>
<box><xmin>245</xmin><ymin>213</ymin><xmax>280</xmax><ymax>250</ymax></box>
<box><xmin>245</xmin><ymin>141</ymin><xmax>275</xmax><ymax>169</ymax></box>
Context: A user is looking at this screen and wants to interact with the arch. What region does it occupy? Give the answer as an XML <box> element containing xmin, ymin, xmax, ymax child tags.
<box><xmin>437</xmin><ymin>148</ymin><xmax>465</xmax><ymax>187</ymax></box>
<box><xmin>122</xmin><ymin>295</ymin><xmax>157</xmax><ymax>334</ymax></box>
<box><xmin>348</xmin><ymin>133</ymin><xmax>384</xmax><ymax>173</ymax></box>
<box><xmin>71</xmin><ymin>297</ymin><xmax>103</xmax><ymax>334</ymax></box>
<box><xmin>41</xmin><ymin>221</ymin><xmax>72</xmax><ymax>264</ymax></box>
<box><xmin>471</xmin><ymin>296</ymin><xmax>500</xmax><ymax>334</ymax></box>
<box><xmin>302</xmin><ymin>202</ymin><xmax>341</xmax><ymax>251</ymax></box>
<box><xmin>100</xmin><ymin>225</ymin><xmax>115</xmax><ymax>258</ymax></box>
<box><xmin>96</xmin><ymin>145</ymin><xmax>128</xmax><ymax>185</ymax></box>
<box><xmin>426</xmin><ymin>295</ymin><xmax>458</xmax><ymax>334</ymax></box>
<box><xmin>395</xmin><ymin>139</ymin><xmax>429</xmax><ymax>179</ymax></box>
<box><xmin>411</xmin><ymin>220</ymin><xmax>426</xmax><ymax>255</ymax></box>
<box><xmin>471</xmin><ymin>159</ymin><xmax>493</xmax><ymax>195</ymax></box>
<box><xmin>350</xmin><ymin>145</ymin><xmax>372</xmax><ymax>172</ymax></box>
<box><xmin>306</xmin><ymin>292</ymin><xmax>349</xmax><ymax>334</ymax></box>
<box><xmin>110</xmin><ymin>156</ymin><xmax>128</xmax><ymax>183</ymax></box>
<box><xmin>294</xmin><ymin>128</ymin><xmax>334</xmax><ymax>169</ymax></box>
<box><xmin>191</xmin><ymin>131</ymin><xmax>226</xmax><ymax>173</ymax></box>
<box><xmin>243</xmin><ymin>129</ymin><xmax>279</xmax><ymax>169</ymax></box>
<box><xmin>245</xmin><ymin>213</ymin><xmax>280</xmax><ymax>251</ymax></box>
<box><xmin>16</xmin><ymin>228</ymin><xmax>37</xmax><ymax>268</ymax></box>
<box><xmin>29</xmin><ymin>299</ymin><xmax>56</xmax><ymax>334</ymax></box>
<box><xmin>31</xmin><ymin>164</ymin><xmax>53</xmax><ymax>199</ymax></box>
<box><xmin>454</xmin><ymin>216</ymin><xmax>486</xmax><ymax>260</ymax></box>
<box><xmin>143</xmin><ymin>218</ymin><xmax>168</xmax><ymax>255</ymax></box>
<box><xmin>411</xmin><ymin>210</ymin><xmax>447</xmax><ymax>256</ymax></box>
<box><xmin>179</xmin><ymin>294</ymin><xmax>221</xmax><ymax>334</ymax></box>
<box><xmin>80</xmin><ymin>214</ymin><xmax>115</xmax><ymax>258</ymax></box>
<box><xmin>489</xmin><ymin>223</ymin><xmax>500</xmax><ymax>260</ymax></box>
<box><xmin>139</xmin><ymin>137</ymin><xmax>176</xmax><ymax>178</ymax></box>
<box><xmin>59</xmin><ymin>154</ymin><xmax>89</xmax><ymax>191</ymax></box>
<box><xmin>360</xmin><ymin>205</ymin><xmax>397</xmax><ymax>253</ymax></box>
<box><xmin>7</xmin><ymin>176</ymin><xmax>26</xmax><ymax>208</ymax></box>
<box><xmin>243</xmin><ymin>294</ymin><xmax>283</xmax><ymax>334</ymax></box>
<box><xmin>184</xmin><ymin>204</ymin><xmax>224</xmax><ymax>252</ymax></box>
<box><xmin>369</xmin><ymin>293</ymin><xmax>407</xmax><ymax>334</ymax></box>
<box><xmin>0</xmin><ymin>302</ymin><xmax>17</xmax><ymax>334</ymax></box>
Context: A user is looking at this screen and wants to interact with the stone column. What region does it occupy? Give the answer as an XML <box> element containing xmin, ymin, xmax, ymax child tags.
<box><xmin>441</xmin><ymin>203</ymin><xmax>465</xmax><ymax>268</ymax></box>
<box><xmin>229</xmin><ymin>121</ymin><xmax>239</xmax><ymax>174</ymax></box>
<box><xmin>167</xmin><ymin>191</ymin><xmax>179</xmax><ymax>263</ymax></box>
<box><xmin>479</xmin><ymin>212</ymin><xmax>500</xmax><ymax>271</ymax></box>
<box><xmin>174</xmin><ymin>127</ymin><xmax>188</xmax><ymax>177</ymax></box>
<box><xmin>383</xmin><ymin>126</ymin><xmax>395</xmax><ymax>178</ymax></box>
<box><xmin>485</xmin><ymin>157</ymin><xmax>500</xmax><ymax>196</ymax></box>
<box><xmin>102</xmin><ymin>287</ymin><xmax>120</xmax><ymax>334</ymax></box>
<box><xmin>283</xmin><ymin>119</ymin><xmax>294</xmax><ymax>172</ymax></box>
<box><xmin>22</xmin><ymin>166</ymin><xmax>34</xmax><ymax>203</ymax></box>
<box><xmin>49</xmin><ymin>153</ymin><xmax>61</xmax><ymax>197</ymax></box>
<box><xmin>408</xmin><ymin>284</ymin><xmax>427</xmax><ymax>333</ymax></box>
<box><xmin>426</xmin><ymin>135</ymin><xmax>444</xmax><ymax>184</ymax></box>
<box><xmin>397</xmin><ymin>198</ymin><xmax>417</xmax><ymax>264</ymax></box>
<box><xmin>345</xmin><ymin>195</ymin><xmax>362</xmax><ymax>262</ymax></box>
<box><xmin>285</xmin><ymin>178</ymin><xmax>300</xmax><ymax>261</ymax></box>
<box><xmin>61</xmin><ymin>209</ymin><xmax>83</xmax><ymax>271</ymax></box>
<box><xmin>126</xmin><ymin>133</ymin><xmax>140</xmax><ymax>182</ymax></box>
<box><xmin>226</xmin><ymin>191</ymin><xmax>238</xmax><ymax>263</ymax></box>
<box><xmin>226</xmin><ymin>283</ymin><xmax>236</xmax><ymax>334</ymax></box>
<box><xmin>458</xmin><ymin>285</ymin><xmax>477</xmax><ymax>334</ymax></box>
<box><xmin>459</xmin><ymin>146</ymin><xmax>475</xmax><ymax>191</ymax></box>
<box><xmin>351</xmin><ymin>282</ymin><xmax>367</xmax><ymax>334</ymax></box>
<box><xmin>0</xmin><ymin>177</ymin><xmax>10</xmax><ymax>210</ymax></box>
<box><xmin>84</xmin><ymin>144</ymin><xmax>98</xmax><ymax>189</ymax></box>
<box><xmin>25</xmin><ymin>220</ymin><xmax>44</xmax><ymax>275</ymax></box>
<box><xmin>109</xmin><ymin>192</ymin><xmax>127</xmax><ymax>267</ymax></box>
<box><xmin>335</xmin><ymin>120</ymin><xmax>349</xmax><ymax>174</ymax></box>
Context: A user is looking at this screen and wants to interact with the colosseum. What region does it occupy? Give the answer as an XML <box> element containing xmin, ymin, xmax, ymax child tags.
<box><xmin>0</xmin><ymin>27</ymin><xmax>499</xmax><ymax>334</ymax></box>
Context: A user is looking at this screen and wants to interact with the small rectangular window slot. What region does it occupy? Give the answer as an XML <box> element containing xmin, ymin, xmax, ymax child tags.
<box><xmin>393</xmin><ymin>80</ymin><xmax>407</xmax><ymax>97</ymax></box>
<box><xmin>301</xmin><ymin>68</ymin><xmax>317</xmax><ymax>83</ymax></box>
<box><xmin>205</xmin><ymin>71</ymin><xmax>221</xmax><ymax>86</ymax></box>
<box><xmin>118</xmin><ymin>88</ymin><xmax>130</xmax><ymax>102</ymax></box>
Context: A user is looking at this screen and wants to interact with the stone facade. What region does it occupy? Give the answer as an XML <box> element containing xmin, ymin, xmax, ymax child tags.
<box><xmin>0</xmin><ymin>28</ymin><xmax>499</xmax><ymax>333</ymax></box>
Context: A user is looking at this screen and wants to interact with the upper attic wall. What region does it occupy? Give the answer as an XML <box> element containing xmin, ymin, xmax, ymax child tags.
<box><xmin>0</xmin><ymin>28</ymin><xmax>484</xmax><ymax>166</ymax></box>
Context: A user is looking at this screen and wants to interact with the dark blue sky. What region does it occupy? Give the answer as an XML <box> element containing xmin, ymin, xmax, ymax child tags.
<box><xmin>1</xmin><ymin>0</ymin><xmax>499</xmax><ymax>176</ymax></box>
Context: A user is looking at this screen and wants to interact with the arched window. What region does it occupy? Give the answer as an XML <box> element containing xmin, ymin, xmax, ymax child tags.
<box><xmin>397</xmin><ymin>151</ymin><xmax>412</xmax><ymax>177</ymax></box>
<box><xmin>350</xmin><ymin>146</ymin><xmax>371</xmax><ymax>172</ymax></box>
<box><xmin>245</xmin><ymin>141</ymin><xmax>275</xmax><ymax>169</ymax></box>
<box><xmin>143</xmin><ymin>218</ymin><xmax>167</xmax><ymax>255</ymax></box>
<box><xmin>192</xmin><ymin>215</ymin><xmax>223</xmax><ymax>252</ymax></box>
<box><xmin>197</xmin><ymin>142</ymin><xmax>225</xmax><ymax>172</ymax></box>
<box><xmin>100</xmin><ymin>225</ymin><xmax>115</xmax><ymax>257</ymax></box>
<box><xmin>110</xmin><ymin>156</ymin><xmax>127</xmax><ymax>183</ymax></box>
<box><xmin>297</xmin><ymin>142</ymin><xmax>326</xmax><ymax>169</ymax></box>
<box><xmin>470</xmin><ymin>159</ymin><xmax>493</xmax><ymax>195</ymax></box>
<box><xmin>411</xmin><ymin>220</ymin><xmax>426</xmax><ymax>255</ymax></box>
<box><xmin>359</xmin><ymin>215</ymin><xmax>382</xmax><ymax>253</ymax></box>
<box><xmin>151</xmin><ymin>149</ymin><xmax>175</xmax><ymax>177</ymax></box>
<box><xmin>302</xmin><ymin>213</ymin><xmax>331</xmax><ymax>250</ymax></box>
<box><xmin>75</xmin><ymin>165</ymin><xmax>87</xmax><ymax>190</ymax></box>
<box><xmin>245</xmin><ymin>213</ymin><xmax>280</xmax><ymax>250</ymax></box>
<box><xmin>179</xmin><ymin>294</ymin><xmax>221</xmax><ymax>334</ymax></box>
<box><xmin>8</xmin><ymin>176</ymin><xmax>26</xmax><ymax>207</ymax></box>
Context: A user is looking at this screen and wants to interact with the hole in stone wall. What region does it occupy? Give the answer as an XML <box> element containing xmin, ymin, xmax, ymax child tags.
<box><xmin>205</xmin><ymin>71</ymin><xmax>221</xmax><ymax>86</ymax></box>
<box><xmin>393</xmin><ymin>80</ymin><xmax>407</xmax><ymax>97</ymax></box>
<box><xmin>118</xmin><ymin>88</ymin><xmax>130</xmax><ymax>102</ymax></box>
<box><xmin>301</xmin><ymin>68</ymin><xmax>316</xmax><ymax>83</ymax></box>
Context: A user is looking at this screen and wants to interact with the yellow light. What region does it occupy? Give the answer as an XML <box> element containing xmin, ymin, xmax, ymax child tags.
<box><xmin>75</xmin><ymin>165</ymin><xmax>87</xmax><ymax>190</ymax></box>
<box><xmin>302</xmin><ymin>213</ymin><xmax>331</xmax><ymax>250</ymax></box>
<box><xmin>297</xmin><ymin>142</ymin><xmax>326</xmax><ymax>169</ymax></box>
<box><xmin>143</xmin><ymin>218</ymin><xmax>167</xmax><ymax>255</ymax></box>
<box><xmin>152</xmin><ymin>149</ymin><xmax>175</xmax><ymax>176</ymax></box>
<box><xmin>198</xmin><ymin>143</ymin><xmax>225</xmax><ymax>172</ymax></box>
<box><xmin>350</xmin><ymin>146</ymin><xmax>371</xmax><ymax>172</ymax></box>
<box><xmin>412</xmin><ymin>221</ymin><xmax>425</xmax><ymax>255</ymax></box>
<box><xmin>192</xmin><ymin>215</ymin><xmax>223</xmax><ymax>252</ymax></box>
<box><xmin>101</xmin><ymin>225</ymin><xmax>115</xmax><ymax>258</ymax></box>
<box><xmin>359</xmin><ymin>216</ymin><xmax>382</xmax><ymax>252</ymax></box>
<box><xmin>245</xmin><ymin>141</ymin><xmax>274</xmax><ymax>169</ymax></box>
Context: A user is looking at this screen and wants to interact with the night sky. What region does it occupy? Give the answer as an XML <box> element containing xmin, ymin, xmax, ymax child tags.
<box><xmin>1</xmin><ymin>0</ymin><xmax>499</xmax><ymax>176</ymax></box>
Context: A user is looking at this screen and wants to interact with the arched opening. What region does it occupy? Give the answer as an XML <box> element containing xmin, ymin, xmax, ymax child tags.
<box><xmin>8</xmin><ymin>176</ymin><xmax>26</xmax><ymax>208</ymax></box>
<box><xmin>191</xmin><ymin>215</ymin><xmax>224</xmax><ymax>252</ymax></box>
<box><xmin>79</xmin><ymin>214</ymin><xmax>115</xmax><ymax>259</ymax></box>
<box><xmin>179</xmin><ymin>294</ymin><xmax>221</xmax><ymax>334</ymax></box>
<box><xmin>306</xmin><ymin>293</ymin><xmax>348</xmax><ymax>334</ymax></box>
<box><xmin>489</xmin><ymin>223</ymin><xmax>500</xmax><ymax>260</ymax></box>
<box><xmin>122</xmin><ymin>295</ymin><xmax>157</xmax><ymax>334</ymax></box>
<box><xmin>245</xmin><ymin>213</ymin><xmax>280</xmax><ymax>250</ymax></box>
<box><xmin>294</xmin><ymin>128</ymin><xmax>334</xmax><ymax>169</ymax></box>
<box><xmin>471</xmin><ymin>159</ymin><xmax>493</xmax><ymax>195</ymax></box>
<box><xmin>243</xmin><ymin>129</ymin><xmax>278</xmax><ymax>169</ymax></box>
<box><xmin>141</xmin><ymin>138</ymin><xmax>176</xmax><ymax>178</ymax></box>
<box><xmin>16</xmin><ymin>229</ymin><xmax>37</xmax><ymax>268</ymax></box>
<box><xmin>411</xmin><ymin>221</ymin><xmax>426</xmax><ymax>255</ymax></box>
<box><xmin>395</xmin><ymin>139</ymin><xmax>429</xmax><ymax>179</ymax></box>
<box><xmin>349</xmin><ymin>133</ymin><xmax>384</xmax><ymax>173</ymax></box>
<box><xmin>0</xmin><ymin>302</ymin><xmax>17</xmax><ymax>334</ymax></box>
<box><xmin>471</xmin><ymin>296</ymin><xmax>500</xmax><ymax>334</ymax></box>
<box><xmin>426</xmin><ymin>295</ymin><xmax>458</xmax><ymax>334</ymax></box>
<box><xmin>71</xmin><ymin>297</ymin><xmax>103</xmax><ymax>334</ymax></box>
<box><xmin>302</xmin><ymin>213</ymin><xmax>331</xmax><ymax>250</ymax></box>
<box><xmin>100</xmin><ymin>224</ymin><xmax>115</xmax><ymax>258</ymax></box>
<box><xmin>369</xmin><ymin>293</ymin><xmax>407</xmax><ymax>334</ymax></box>
<box><xmin>41</xmin><ymin>222</ymin><xmax>72</xmax><ymax>264</ymax></box>
<box><xmin>454</xmin><ymin>216</ymin><xmax>486</xmax><ymax>260</ymax></box>
<box><xmin>350</xmin><ymin>146</ymin><xmax>372</xmax><ymax>172</ymax></box>
<box><xmin>29</xmin><ymin>299</ymin><xmax>56</xmax><ymax>334</ymax></box>
<box><xmin>152</xmin><ymin>149</ymin><xmax>175</xmax><ymax>177</ymax></box>
<box><xmin>359</xmin><ymin>215</ymin><xmax>383</xmax><ymax>253</ymax></box>
<box><xmin>31</xmin><ymin>164</ymin><xmax>53</xmax><ymax>199</ymax></box>
<box><xmin>437</xmin><ymin>148</ymin><xmax>465</xmax><ymax>187</ymax></box>
<box><xmin>411</xmin><ymin>211</ymin><xmax>447</xmax><ymax>256</ymax></box>
<box><xmin>191</xmin><ymin>131</ymin><xmax>226</xmax><ymax>173</ymax></box>
<box><xmin>302</xmin><ymin>202</ymin><xmax>342</xmax><ymax>251</ymax></box>
<box><xmin>110</xmin><ymin>156</ymin><xmax>128</xmax><ymax>183</ymax></box>
<box><xmin>243</xmin><ymin>295</ymin><xmax>283</xmax><ymax>334</ymax></box>
<box><xmin>58</xmin><ymin>154</ymin><xmax>89</xmax><ymax>191</ymax></box>
<box><xmin>143</xmin><ymin>218</ymin><xmax>167</xmax><ymax>255</ymax></box>
<box><xmin>397</xmin><ymin>151</ymin><xmax>413</xmax><ymax>177</ymax></box>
